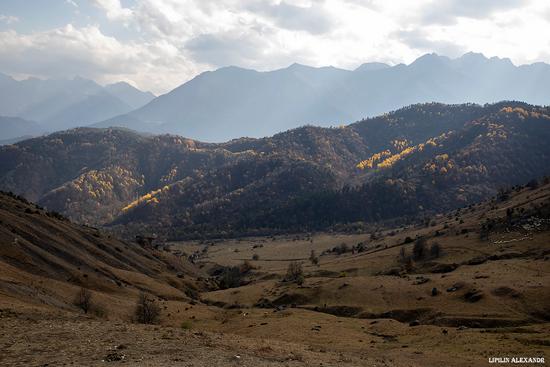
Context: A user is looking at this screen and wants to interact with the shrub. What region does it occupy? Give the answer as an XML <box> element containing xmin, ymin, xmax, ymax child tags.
<box><xmin>252</xmin><ymin>253</ymin><xmax>260</xmax><ymax>261</ymax></box>
<box><xmin>399</xmin><ymin>247</ymin><xmax>407</xmax><ymax>263</ymax></box>
<box><xmin>404</xmin><ymin>257</ymin><xmax>415</xmax><ymax>272</ymax></box>
<box><xmin>430</xmin><ymin>243</ymin><xmax>441</xmax><ymax>258</ymax></box>
<box><xmin>355</xmin><ymin>242</ymin><xmax>367</xmax><ymax>253</ymax></box>
<box><xmin>479</xmin><ymin>224</ymin><xmax>490</xmax><ymax>241</ymax></box>
<box><xmin>337</xmin><ymin>243</ymin><xmax>349</xmax><ymax>255</ymax></box>
<box><xmin>309</xmin><ymin>250</ymin><xmax>319</xmax><ymax>266</ymax></box>
<box><xmin>526</xmin><ymin>179</ymin><xmax>539</xmax><ymax>190</ymax></box>
<box><xmin>181</xmin><ymin>320</ymin><xmax>192</xmax><ymax>330</ymax></box>
<box><xmin>92</xmin><ymin>304</ymin><xmax>108</xmax><ymax>318</ymax></box>
<box><xmin>285</xmin><ymin>261</ymin><xmax>304</xmax><ymax>284</ymax></box>
<box><xmin>412</xmin><ymin>238</ymin><xmax>427</xmax><ymax>260</ymax></box>
<box><xmin>74</xmin><ymin>287</ymin><xmax>93</xmax><ymax>314</ymax></box>
<box><xmin>240</xmin><ymin>260</ymin><xmax>255</xmax><ymax>273</ymax></box>
<box><xmin>134</xmin><ymin>293</ymin><xmax>161</xmax><ymax>324</ymax></box>
<box><xmin>219</xmin><ymin>266</ymin><xmax>243</xmax><ymax>289</ymax></box>
<box><xmin>497</xmin><ymin>188</ymin><xmax>510</xmax><ymax>201</ymax></box>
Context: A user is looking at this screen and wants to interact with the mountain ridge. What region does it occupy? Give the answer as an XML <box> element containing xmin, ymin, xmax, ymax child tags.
<box><xmin>1</xmin><ymin>101</ymin><xmax>549</xmax><ymax>239</ymax></box>
<box><xmin>0</xmin><ymin>75</ymin><xmax>155</xmax><ymax>138</ymax></box>
<box><xmin>94</xmin><ymin>53</ymin><xmax>550</xmax><ymax>142</ymax></box>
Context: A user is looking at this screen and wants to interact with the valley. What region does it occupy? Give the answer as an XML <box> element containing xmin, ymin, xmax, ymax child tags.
<box><xmin>1</xmin><ymin>176</ymin><xmax>549</xmax><ymax>366</ymax></box>
<box><xmin>3</xmin><ymin>3</ymin><xmax>550</xmax><ymax>366</ymax></box>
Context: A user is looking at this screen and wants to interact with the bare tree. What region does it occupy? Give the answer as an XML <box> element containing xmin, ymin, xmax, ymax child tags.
<box><xmin>430</xmin><ymin>242</ymin><xmax>441</xmax><ymax>258</ymax></box>
<box><xmin>74</xmin><ymin>287</ymin><xmax>93</xmax><ymax>314</ymax></box>
<box><xmin>134</xmin><ymin>293</ymin><xmax>161</xmax><ymax>324</ymax></box>
<box><xmin>413</xmin><ymin>238</ymin><xmax>427</xmax><ymax>260</ymax></box>
<box><xmin>309</xmin><ymin>250</ymin><xmax>319</xmax><ymax>266</ymax></box>
<box><xmin>285</xmin><ymin>261</ymin><xmax>304</xmax><ymax>284</ymax></box>
<box><xmin>399</xmin><ymin>247</ymin><xmax>407</xmax><ymax>263</ymax></box>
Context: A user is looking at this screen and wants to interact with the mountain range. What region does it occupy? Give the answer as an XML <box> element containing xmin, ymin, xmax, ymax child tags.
<box><xmin>0</xmin><ymin>74</ymin><xmax>155</xmax><ymax>142</ymax></box>
<box><xmin>1</xmin><ymin>101</ymin><xmax>548</xmax><ymax>239</ymax></box>
<box><xmin>95</xmin><ymin>52</ymin><xmax>550</xmax><ymax>142</ymax></box>
<box><xmin>2</xmin><ymin>52</ymin><xmax>549</xmax><ymax>143</ymax></box>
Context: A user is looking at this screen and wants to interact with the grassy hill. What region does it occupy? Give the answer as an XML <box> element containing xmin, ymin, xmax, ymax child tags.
<box><xmin>0</xmin><ymin>178</ymin><xmax>548</xmax><ymax>366</ymax></box>
<box><xmin>0</xmin><ymin>191</ymin><xmax>201</xmax><ymax>316</ymax></box>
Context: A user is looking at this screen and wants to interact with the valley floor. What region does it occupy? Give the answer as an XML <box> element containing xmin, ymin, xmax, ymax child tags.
<box><xmin>2</xmin><ymin>304</ymin><xmax>547</xmax><ymax>367</ymax></box>
<box><xmin>1</xmin><ymin>185</ymin><xmax>550</xmax><ymax>366</ymax></box>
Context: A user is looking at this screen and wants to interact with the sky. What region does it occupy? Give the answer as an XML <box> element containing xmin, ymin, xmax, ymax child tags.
<box><xmin>0</xmin><ymin>0</ymin><xmax>549</xmax><ymax>94</ymax></box>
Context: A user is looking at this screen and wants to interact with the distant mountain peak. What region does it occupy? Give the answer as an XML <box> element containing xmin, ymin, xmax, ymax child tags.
<box><xmin>489</xmin><ymin>55</ymin><xmax>514</xmax><ymax>66</ymax></box>
<box><xmin>461</xmin><ymin>51</ymin><xmax>487</xmax><ymax>60</ymax></box>
<box><xmin>217</xmin><ymin>65</ymin><xmax>257</xmax><ymax>73</ymax></box>
<box><xmin>410</xmin><ymin>53</ymin><xmax>450</xmax><ymax>66</ymax></box>
<box><xmin>105</xmin><ymin>81</ymin><xmax>155</xmax><ymax>96</ymax></box>
<box><xmin>0</xmin><ymin>72</ymin><xmax>15</xmax><ymax>82</ymax></box>
<box><xmin>354</xmin><ymin>62</ymin><xmax>390</xmax><ymax>72</ymax></box>
<box><xmin>287</xmin><ymin>62</ymin><xmax>311</xmax><ymax>70</ymax></box>
<box><xmin>106</xmin><ymin>81</ymin><xmax>134</xmax><ymax>88</ymax></box>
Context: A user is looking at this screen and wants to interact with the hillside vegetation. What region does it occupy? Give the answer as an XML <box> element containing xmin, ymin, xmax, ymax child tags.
<box><xmin>2</xmin><ymin>175</ymin><xmax>548</xmax><ymax>366</ymax></box>
<box><xmin>0</xmin><ymin>102</ymin><xmax>549</xmax><ymax>239</ymax></box>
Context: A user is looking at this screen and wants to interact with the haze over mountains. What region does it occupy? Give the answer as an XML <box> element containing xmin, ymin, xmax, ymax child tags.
<box><xmin>1</xmin><ymin>52</ymin><xmax>549</xmax><ymax>144</ymax></box>
<box><xmin>95</xmin><ymin>52</ymin><xmax>550</xmax><ymax>142</ymax></box>
<box><xmin>0</xmin><ymin>74</ymin><xmax>155</xmax><ymax>142</ymax></box>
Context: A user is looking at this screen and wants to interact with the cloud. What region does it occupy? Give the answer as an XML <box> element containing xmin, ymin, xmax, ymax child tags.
<box><xmin>419</xmin><ymin>0</ymin><xmax>526</xmax><ymax>25</ymax></box>
<box><xmin>0</xmin><ymin>25</ymin><xmax>197</xmax><ymax>94</ymax></box>
<box><xmin>91</xmin><ymin>0</ymin><xmax>133</xmax><ymax>22</ymax></box>
<box><xmin>394</xmin><ymin>29</ymin><xmax>466</xmax><ymax>57</ymax></box>
<box><xmin>0</xmin><ymin>0</ymin><xmax>548</xmax><ymax>94</ymax></box>
<box><xmin>0</xmin><ymin>15</ymin><xmax>20</xmax><ymax>25</ymax></box>
<box><xmin>0</xmin><ymin>25</ymin><xmax>138</xmax><ymax>76</ymax></box>
<box><xmin>247</xmin><ymin>1</ymin><xmax>334</xmax><ymax>34</ymax></box>
<box><xmin>186</xmin><ymin>32</ymin><xmax>265</xmax><ymax>66</ymax></box>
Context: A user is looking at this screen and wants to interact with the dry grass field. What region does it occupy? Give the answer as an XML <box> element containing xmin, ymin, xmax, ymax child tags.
<box><xmin>1</xmin><ymin>183</ymin><xmax>549</xmax><ymax>366</ymax></box>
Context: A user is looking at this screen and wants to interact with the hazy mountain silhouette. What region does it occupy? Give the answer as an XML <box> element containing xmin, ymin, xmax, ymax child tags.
<box><xmin>95</xmin><ymin>52</ymin><xmax>550</xmax><ymax>142</ymax></box>
<box><xmin>104</xmin><ymin>82</ymin><xmax>156</xmax><ymax>110</ymax></box>
<box><xmin>0</xmin><ymin>116</ymin><xmax>44</xmax><ymax>144</ymax></box>
<box><xmin>0</xmin><ymin>74</ymin><xmax>155</xmax><ymax>136</ymax></box>
<box><xmin>42</xmin><ymin>91</ymin><xmax>134</xmax><ymax>131</ymax></box>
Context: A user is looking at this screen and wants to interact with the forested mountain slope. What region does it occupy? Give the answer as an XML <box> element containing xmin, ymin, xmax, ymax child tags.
<box><xmin>0</xmin><ymin>102</ymin><xmax>548</xmax><ymax>238</ymax></box>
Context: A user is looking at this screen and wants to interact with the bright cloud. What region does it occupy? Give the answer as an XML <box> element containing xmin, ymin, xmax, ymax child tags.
<box><xmin>91</xmin><ymin>0</ymin><xmax>133</xmax><ymax>21</ymax></box>
<box><xmin>0</xmin><ymin>14</ymin><xmax>19</xmax><ymax>24</ymax></box>
<box><xmin>0</xmin><ymin>0</ymin><xmax>549</xmax><ymax>94</ymax></box>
